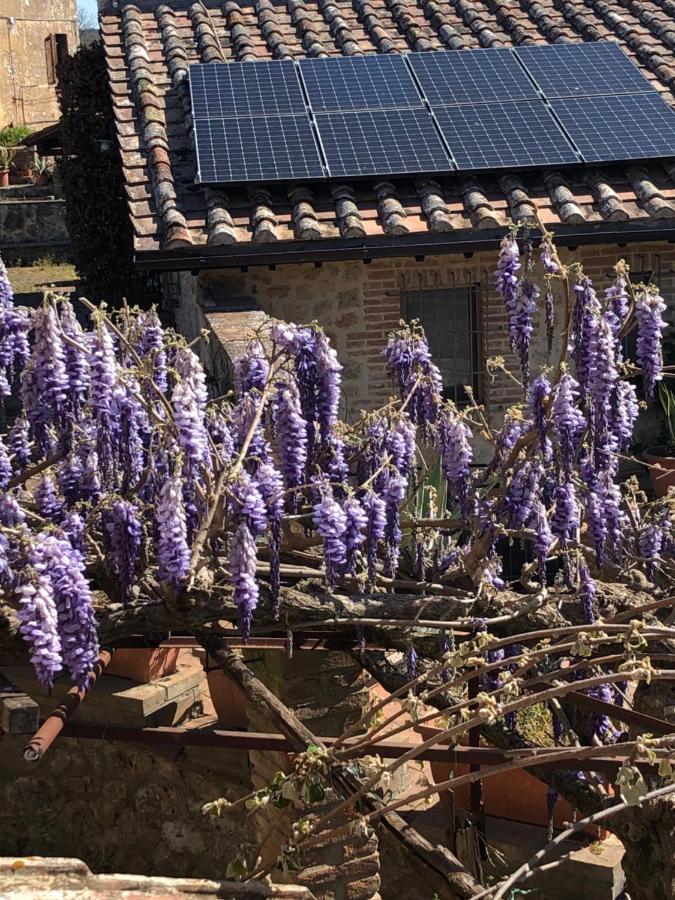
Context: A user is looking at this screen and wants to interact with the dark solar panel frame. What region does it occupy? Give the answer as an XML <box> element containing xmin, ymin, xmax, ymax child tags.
<box><xmin>188</xmin><ymin>61</ymin><xmax>307</xmax><ymax>119</ymax></box>
<box><xmin>194</xmin><ymin>114</ymin><xmax>326</xmax><ymax>184</ymax></box>
<box><xmin>314</xmin><ymin>109</ymin><xmax>454</xmax><ymax>178</ymax></box>
<box><xmin>549</xmin><ymin>93</ymin><xmax>675</xmax><ymax>163</ymax></box>
<box><xmin>298</xmin><ymin>55</ymin><xmax>423</xmax><ymax>112</ymax></box>
<box><xmin>514</xmin><ymin>42</ymin><xmax>653</xmax><ymax>100</ymax></box>
<box><xmin>432</xmin><ymin>101</ymin><xmax>580</xmax><ymax>171</ymax></box>
<box><xmin>407</xmin><ymin>48</ymin><xmax>541</xmax><ymax>107</ymax></box>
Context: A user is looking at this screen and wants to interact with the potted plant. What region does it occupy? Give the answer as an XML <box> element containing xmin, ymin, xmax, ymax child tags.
<box><xmin>33</xmin><ymin>156</ymin><xmax>52</xmax><ymax>186</ymax></box>
<box><xmin>643</xmin><ymin>382</ymin><xmax>675</xmax><ymax>497</ymax></box>
<box><xmin>0</xmin><ymin>147</ymin><xmax>15</xmax><ymax>187</ymax></box>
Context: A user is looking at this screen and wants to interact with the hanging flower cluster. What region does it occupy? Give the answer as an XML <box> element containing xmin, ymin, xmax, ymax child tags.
<box><xmin>0</xmin><ymin>231</ymin><xmax>668</xmax><ymax>701</ymax></box>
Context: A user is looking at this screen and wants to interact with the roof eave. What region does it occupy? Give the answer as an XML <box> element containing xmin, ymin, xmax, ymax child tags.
<box><xmin>134</xmin><ymin>218</ymin><xmax>675</xmax><ymax>272</ymax></box>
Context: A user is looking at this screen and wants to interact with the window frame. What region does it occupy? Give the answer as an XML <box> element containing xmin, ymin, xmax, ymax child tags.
<box><xmin>45</xmin><ymin>34</ymin><xmax>69</xmax><ymax>85</ymax></box>
<box><xmin>401</xmin><ymin>284</ymin><xmax>482</xmax><ymax>406</ymax></box>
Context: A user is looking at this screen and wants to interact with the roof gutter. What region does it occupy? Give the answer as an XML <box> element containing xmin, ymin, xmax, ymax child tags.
<box><xmin>134</xmin><ymin>218</ymin><xmax>675</xmax><ymax>272</ymax></box>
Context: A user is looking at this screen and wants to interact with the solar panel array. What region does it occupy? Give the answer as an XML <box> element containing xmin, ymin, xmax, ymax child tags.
<box><xmin>188</xmin><ymin>41</ymin><xmax>675</xmax><ymax>185</ymax></box>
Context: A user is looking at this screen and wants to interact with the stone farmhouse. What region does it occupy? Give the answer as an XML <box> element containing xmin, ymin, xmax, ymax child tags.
<box><xmin>100</xmin><ymin>0</ymin><xmax>675</xmax><ymax>430</ymax></box>
<box><xmin>1</xmin><ymin>0</ymin><xmax>79</xmax><ymax>128</ymax></box>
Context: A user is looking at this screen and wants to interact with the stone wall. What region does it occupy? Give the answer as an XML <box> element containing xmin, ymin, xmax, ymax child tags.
<box><xmin>0</xmin><ymin>730</ymin><xmax>252</xmax><ymax>879</ymax></box>
<box><xmin>0</xmin><ymin>0</ymin><xmax>78</xmax><ymax>128</ymax></box>
<box><xmin>172</xmin><ymin>241</ymin><xmax>675</xmax><ymax>457</ymax></box>
<box><xmin>0</xmin><ymin>196</ymin><xmax>70</xmax><ymax>263</ymax></box>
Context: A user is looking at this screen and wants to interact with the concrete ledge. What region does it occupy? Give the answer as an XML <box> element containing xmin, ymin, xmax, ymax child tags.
<box><xmin>0</xmin><ymin>856</ymin><xmax>315</xmax><ymax>898</ymax></box>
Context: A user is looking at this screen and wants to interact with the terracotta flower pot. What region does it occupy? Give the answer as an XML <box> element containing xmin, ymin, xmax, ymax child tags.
<box><xmin>643</xmin><ymin>448</ymin><xmax>675</xmax><ymax>498</ymax></box>
<box><xmin>206</xmin><ymin>667</ymin><xmax>248</xmax><ymax>729</ymax></box>
<box><xmin>0</xmin><ymin>170</ymin><xmax>9</xmax><ymax>188</ymax></box>
<box><xmin>106</xmin><ymin>647</ymin><xmax>179</xmax><ymax>683</ymax></box>
<box><xmin>35</xmin><ymin>173</ymin><xmax>50</xmax><ymax>186</ymax></box>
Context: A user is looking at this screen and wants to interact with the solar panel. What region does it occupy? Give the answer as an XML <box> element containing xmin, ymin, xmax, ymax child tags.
<box><xmin>193</xmin><ymin>115</ymin><xmax>325</xmax><ymax>183</ymax></box>
<box><xmin>298</xmin><ymin>55</ymin><xmax>423</xmax><ymax>112</ymax></box>
<box><xmin>514</xmin><ymin>42</ymin><xmax>652</xmax><ymax>100</ymax></box>
<box><xmin>407</xmin><ymin>48</ymin><xmax>540</xmax><ymax>107</ymax></box>
<box><xmin>550</xmin><ymin>93</ymin><xmax>675</xmax><ymax>163</ymax></box>
<box><xmin>314</xmin><ymin>109</ymin><xmax>453</xmax><ymax>177</ymax></box>
<box><xmin>188</xmin><ymin>61</ymin><xmax>306</xmax><ymax>119</ymax></box>
<box><xmin>433</xmin><ymin>101</ymin><xmax>579</xmax><ymax>171</ymax></box>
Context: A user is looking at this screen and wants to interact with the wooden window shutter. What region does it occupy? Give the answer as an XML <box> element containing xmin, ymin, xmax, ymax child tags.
<box><xmin>45</xmin><ymin>35</ymin><xmax>56</xmax><ymax>84</ymax></box>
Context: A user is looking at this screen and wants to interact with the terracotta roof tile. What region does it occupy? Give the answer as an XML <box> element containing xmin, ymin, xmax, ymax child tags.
<box><xmin>100</xmin><ymin>0</ymin><xmax>675</xmax><ymax>264</ymax></box>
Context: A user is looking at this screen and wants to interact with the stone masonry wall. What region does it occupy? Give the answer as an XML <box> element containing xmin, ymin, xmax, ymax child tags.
<box><xmin>0</xmin><ymin>198</ymin><xmax>70</xmax><ymax>263</ymax></box>
<box><xmin>0</xmin><ymin>731</ymin><xmax>252</xmax><ymax>880</ymax></box>
<box><xmin>173</xmin><ymin>241</ymin><xmax>675</xmax><ymax>458</ymax></box>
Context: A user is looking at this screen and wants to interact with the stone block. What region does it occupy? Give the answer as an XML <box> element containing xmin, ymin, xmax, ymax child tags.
<box><xmin>0</xmin><ymin>674</ymin><xmax>39</xmax><ymax>734</ymax></box>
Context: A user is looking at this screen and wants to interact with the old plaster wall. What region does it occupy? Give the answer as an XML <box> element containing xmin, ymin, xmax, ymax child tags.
<box><xmin>0</xmin><ymin>732</ymin><xmax>252</xmax><ymax>880</ymax></box>
<box><xmin>0</xmin><ymin>0</ymin><xmax>78</xmax><ymax>128</ymax></box>
<box><xmin>172</xmin><ymin>241</ymin><xmax>675</xmax><ymax>455</ymax></box>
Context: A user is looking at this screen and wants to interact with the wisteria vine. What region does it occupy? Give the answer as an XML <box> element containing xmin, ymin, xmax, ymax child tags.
<box><xmin>0</xmin><ymin>231</ymin><xmax>671</xmax><ymax>719</ymax></box>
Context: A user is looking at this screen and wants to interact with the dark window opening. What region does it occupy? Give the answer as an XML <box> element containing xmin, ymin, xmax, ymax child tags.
<box><xmin>403</xmin><ymin>286</ymin><xmax>481</xmax><ymax>405</ymax></box>
<box><xmin>45</xmin><ymin>34</ymin><xmax>69</xmax><ymax>84</ymax></box>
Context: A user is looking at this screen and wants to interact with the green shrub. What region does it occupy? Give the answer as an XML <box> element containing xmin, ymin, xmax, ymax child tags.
<box><xmin>0</xmin><ymin>125</ymin><xmax>32</xmax><ymax>147</ymax></box>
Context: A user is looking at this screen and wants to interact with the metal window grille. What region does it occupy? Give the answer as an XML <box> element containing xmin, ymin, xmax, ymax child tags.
<box><xmin>402</xmin><ymin>286</ymin><xmax>481</xmax><ymax>405</ymax></box>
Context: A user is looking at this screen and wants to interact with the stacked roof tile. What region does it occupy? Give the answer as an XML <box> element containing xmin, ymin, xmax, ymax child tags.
<box><xmin>100</xmin><ymin>0</ymin><xmax>675</xmax><ymax>263</ymax></box>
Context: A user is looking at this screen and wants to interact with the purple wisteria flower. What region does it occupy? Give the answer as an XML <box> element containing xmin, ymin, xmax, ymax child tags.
<box><xmin>38</xmin><ymin>534</ymin><xmax>99</xmax><ymax>688</ymax></box>
<box><xmin>551</xmin><ymin>481</ymin><xmax>580</xmax><ymax>545</ymax></box>
<box><xmin>105</xmin><ymin>500</ymin><xmax>143</xmax><ymax>605</ymax></box>
<box><xmin>532</xmin><ymin>501</ymin><xmax>552</xmax><ymax>585</ymax></box>
<box><xmin>0</xmin><ymin>252</ymin><xmax>30</xmax><ymax>396</ymax></box>
<box><xmin>35</xmin><ymin>475</ymin><xmax>63</xmax><ymax>521</ymax></box>
<box><xmin>21</xmin><ymin>304</ymin><xmax>69</xmax><ymax>452</ymax></box>
<box><xmin>255</xmin><ymin>461</ymin><xmax>284</xmax><ymax>616</ymax></box>
<box><xmin>495</xmin><ymin>235</ymin><xmax>520</xmax><ymax>335</ymax></box>
<box><xmin>8</xmin><ymin>415</ymin><xmax>31</xmax><ymax>472</ymax></box>
<box><xmin>635</xmin><ymin>287</ymin><xmax>667</xmax><ymax>399</ymax></box>
<box><xmin>16</xmin><ymin>572</ymin><xmax>62</xmax><ymax>688</ymax></box>
<box><xmin>437</xmin><ymin>407</ymin><xmax>473</xmax><ymax>516</ymax></box>
<box><xmin>605</xmin><ymin>271</ymin><xmax>629</xmax><ymax>338</ymax></box>
<box><xmin>551</xmin><ymin>372</ymin><xmax>585</xmax><ymax>475</ymax></box>
<box><xmin>173</xmin><ymin>377</ymin><xmax>211</xmax><ymax>473</ymax></box>
<box><xmin>362</xmin><ymin>490</ymin><xmax>386</xmax><ymax>585</ymax></box>
<box><xmin>313</xmin><ymin>486</ymin><xmax>347</xmax><ymax>586</ymax></box>
<box><xmin>234</xmin><ymin>341</ymin><xmax>270</xmax><ymax>394</ymax></box>
<box><xmin>383</xmin><ymin>325</ymin><xmax>443</xmax><ymax>430</ymax></box>
<box><xmin>342</xmin><ymin>493</ymin><xmax>367</xmax><ymax>575</ymax></box>
<box><xmin>578</xmin><ymin>560</ymin><xmax>596</xmax><ymax>624</ymax></box>
<box><xmin>272</xmin><ymin>380</ymin><xmax>308</xmax><ymax>509</ymax></box>
<box><xmin>0</xmin><ymin>437</ymin><xmax>11</xmax><ymax>490</ymax></box>
<box><xmin>89</xmin><ymin>325</ymin><xmax>118</xmax><ymax>482</ymax></box>
<box><xmin>156</xmin><ymin>474</ymin><xmax>191</xmax><ymax>588</ymax></box>
<box><xmin>528</xmin><ymin>373</ymin><xmax>551</xmax><ymax>448</ymax></box>
<box><xmin>138</xmin><ymin>308</ymin><xmax>168</xmax><ymax>393</ymax></box>
<box><xmin>512</xmin><ymin>279</ymin><xmax>540</xmax><ymax>387</ymax></box>
<box><xmin>228</xmin><ymin>521</ymin><xmax>259</xmax><ymax>640</ymax></box>
<box><xmin>59</xmin><ymin>300</ymin><xmax>90</xmax><ymax>421</ymax></box>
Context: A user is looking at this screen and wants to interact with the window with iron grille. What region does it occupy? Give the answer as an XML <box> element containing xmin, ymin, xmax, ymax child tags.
<box><xmin>403</xmin><ymin>286</ymin><xmax>481</xmax><ymax>405</ymax></box>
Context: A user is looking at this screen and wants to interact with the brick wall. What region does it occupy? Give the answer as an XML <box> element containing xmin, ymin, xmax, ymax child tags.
<box><xmin>173</xmin><ymin>240</ymin><xmax>675</xmax><ymax>455</ymax></box>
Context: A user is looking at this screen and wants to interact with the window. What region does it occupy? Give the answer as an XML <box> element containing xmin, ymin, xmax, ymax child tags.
<box><xmin>403</xmin><ymin>286</ymin><xmax>481</xmax><ymax>405</ymax></box>
<box><xmin>45</xmin><ymin>34</ymin><xmax>69</xmax><ymax>84</ymax></box>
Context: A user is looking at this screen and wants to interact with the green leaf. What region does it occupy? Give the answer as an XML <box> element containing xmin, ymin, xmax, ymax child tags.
<box><xmin>308</xmin><ymin>782</ymin><xmax>326</xmax><ymax>804</ymax></box>
<box><xmin>226</xmin><ymin>858</ymin><xmax>247</xmax><ymax>880</ymax></box>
